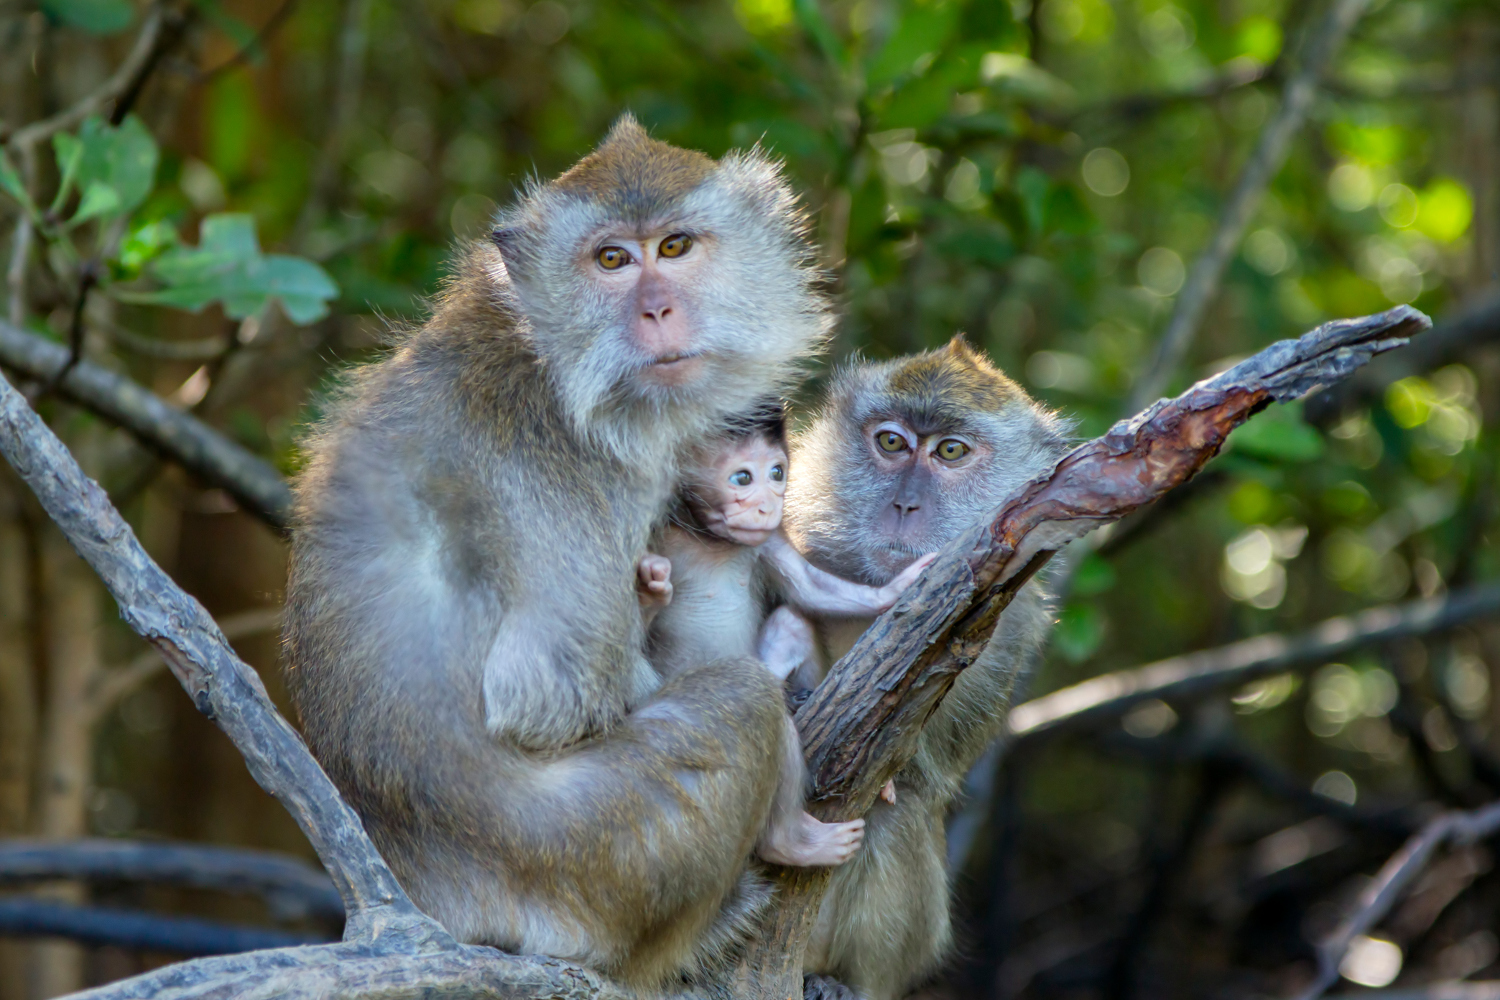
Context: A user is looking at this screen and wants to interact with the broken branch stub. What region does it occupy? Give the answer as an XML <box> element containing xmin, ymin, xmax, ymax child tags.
<box><xmin>797</xmin><ymin>304</ymin><xmax>1431</xmax><ymax>818</ymax></box>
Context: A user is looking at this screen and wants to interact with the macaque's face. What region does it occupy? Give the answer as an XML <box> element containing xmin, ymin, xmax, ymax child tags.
<box><xmin>688</xmin><ymin>435</ymin><xmax>788</xmax><ymax>547</ymax></box>
<box><xmin>589</xmin><ymin>231</ymin><xmax>710</xmax><ymax>391</ymax></box>
<box><xmin>863</xmin><ymin>418</ymin><xmax>988</xmax><ymax>569</ymax></box>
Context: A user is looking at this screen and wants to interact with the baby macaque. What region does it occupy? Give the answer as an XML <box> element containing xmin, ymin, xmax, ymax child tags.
<box><xmin>638</xmin><ymin>402</ymin><xmax>929</xmax><ymax>869</ymax></box>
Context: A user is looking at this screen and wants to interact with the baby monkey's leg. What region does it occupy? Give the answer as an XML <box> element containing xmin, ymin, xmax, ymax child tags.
<box><xmin>757</xmin><ymin>604</ymin><xmax>816</xmax><ymax>683</ymax></box>
<box><xmin>756</xmin><ymin>713</ymin><xmax>865</xmax><ymax>868</ymax></box>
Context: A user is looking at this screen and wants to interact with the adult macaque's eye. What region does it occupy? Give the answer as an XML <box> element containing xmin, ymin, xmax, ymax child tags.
<box><xmin>730</xmin><ymin>469</ymin><xmax>753</xmax><ymax>486</ymax></box>
<box><xmin>770</xmin><ymin>464</ymin><xmax>785</xmax><ymax>482</ymax></box>
<box><xmin>597</xmin><ymin>246</ymin><xmax>632</xmax><ymax>270</ymax></box>
<box><xmin>936</xmin><ymin>439</ymin><xmax>970</xmax><ymax>461</ymax></box>
<box><xmin>658</xmin><ymin>234</ymin><xmax>693</xmax><ymax>258</ymax></box>
<box><xmin>877</xmin><ymin>431</ymin><xmax>907</xmax><ymax>453</ymax></box>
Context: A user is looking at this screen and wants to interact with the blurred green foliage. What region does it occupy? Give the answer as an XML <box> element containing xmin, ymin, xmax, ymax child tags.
<box><xmin>5</xmin><ymin>0</ymin><xmax>1500</xmax><ymax>990</ymax></box>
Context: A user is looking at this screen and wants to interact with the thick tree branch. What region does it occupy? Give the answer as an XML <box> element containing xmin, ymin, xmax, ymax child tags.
<box><xmin>1128</xmin><ymin>0</ymin><xmax>1372</xmax><ymax>411</ymax></box>
<box><xmin>0</xmin><ymin>306</ymin><xmax>1423</xmax><ymax>999</ymax></box>
<box><xmin>1293</xmin><ymin>799</ymin><xmax>1500</xmax><ymax>1000</ymax></box>
<box><xmin>1007</xmin><ymin>581</ymin><xmax>1500</xmax><ymax>741</ymax></box>
<box><xmin>0</xmin><ymin>838</ymin><xmax>341</xmax><ymax>920</ymax></box>
<box><xmin>739</xmin><ymin>305</ymin><xmax>1430</xmax><ymax>996</ymax></box>
<box><xmin>1305</xmin><ymin>288</ymin><xmax>1500</xmax><ymax>426</ymax></box>
<box><xmin>0</xmin><ymin>898</ymin><xmax>327</xmax><ymax>955</ymax></box>
<box><xmin>0</xmin><ymin>320</ymin><xmax>291</xmax><ymax>529</ymax></box>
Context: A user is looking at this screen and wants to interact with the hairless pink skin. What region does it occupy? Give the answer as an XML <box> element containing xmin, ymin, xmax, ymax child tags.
<box><xmin>591</xmin><ymin>233</ymin><xmax>708</xmax><ymax>388</ymax></box>
<box><xmin>690</xmin><ymin>436</ymin><xmax>788</xmax><ymax>547</ymax></box>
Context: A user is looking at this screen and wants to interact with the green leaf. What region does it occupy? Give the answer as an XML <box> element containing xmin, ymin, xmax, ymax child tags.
<box><xmin>120</xmin><ymin>212</ymin><xmax>338</xmax><ymax>324</ymax></box>
<box><xmin>1229</xmin><ymin>404</ymin><xmax>1325</xmax><ymax>463</ymax></box>
<box><xmin>70</xmin><ymin>181</ymin><xmax>123</xmax><ymax>224</ymax></box>
<box><xmin>41</xmin><ymin>0</ymin><xmax>134</xmax><ymax>34</ymax></box>
<box><xmin>1071</xmin><ymin>554</ymin><xmax>1117</xmax><ymax>597</ymax></box>
<box><xmin>116</xmin><ymin>220</ymin><xmax>179</xmax><ymax>276</ymax></box>
<box><xmin>933</xmin><ymin>222</ymin><xmax>1015</xmax><ymax>267</ymax></box>
<box><xmin>57</xmin><ymin>116</ymin><xmax>159</xmax><ymax>222</ymax></box>
<box><xmin>867</xmin><ymin>2</ymin><xmax>960</xmax><ymax>89</ymax></box>
<box><xmin>0</xmin><ymin>153</ymin><xmax>28</xmax><ymax>204</ymax></box>
<box><xmin>792</xmin><ymin>0</ymin><xmax>847</xmax><ymax>68</ymax></box>
<box><xmin>1056</xmin><ymin>603</ymin><xmax>1105</xmax><ymax>663</ymax></box>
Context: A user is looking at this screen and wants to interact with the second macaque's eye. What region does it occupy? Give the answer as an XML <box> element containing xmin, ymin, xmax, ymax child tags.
<box><xmin>658</xmin><ymin>234</ymin><xmax>693</xmax><ymax>258</ymax></box>
<box><xmin>936</xmin><ymin>439</ymin><xmax>970</xmax><ymax>461</ymax></box>
<box><xmin>770</xmin><ymin>464</ymin><xmax>785</xmax><ymax>483</ymax></box>
<box><xmin>876</xmin><ymin>431</ymin><xmax>907</xmax><ymax>453</ymax></box>
<box><xmin>729</xmin><ymin>469</ymin><xmax>753</xmax><ymax>487</ymax></box>
<box><xmin>597</xmin><ymin>246</ymin><xmax>632</xmax><ymax>270</ymax></box>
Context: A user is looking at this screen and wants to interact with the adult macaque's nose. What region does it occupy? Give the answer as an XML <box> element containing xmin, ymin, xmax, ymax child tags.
<box><xmin>893</xmin><ymin>499</ymin><xmax>920</xmax><ymax>517</ymax></box>
<box><xmin>638</xmin><ymin>269</ymin><xmax>674</xmax><ymax>322</ymax></box>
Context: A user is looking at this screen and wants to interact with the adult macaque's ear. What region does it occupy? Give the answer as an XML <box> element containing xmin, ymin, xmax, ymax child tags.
<box><xmin>490</xmin><ymin>227</ymin><xmax>520</xmax><ymax>255</ymax></box>
<box><xmin>490</xmin><ymin>227</ymin><xmax>529</xmax><ymax>281</ymax></box>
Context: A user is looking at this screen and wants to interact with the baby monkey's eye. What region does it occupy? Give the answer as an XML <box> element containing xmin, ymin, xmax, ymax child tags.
<box><xmin>658</xmin><ymin>234</ymin><xmax>693</xmax><ymax>258</ymax></box>
<box><xmin>597</xmin><ymin>246</ymin><xmax>632</xmax><ymax>270</ymax></box>
<box><xmin>936</xmin><ymin>439</ymin><xmax>970</xmax><ymax>461</ymax></box>
<box><xmin>729</xmin><ymin>469</ymin><xmax>753</xmax><ymax>487</ymax></box>
<box><xmin>876</xmin><ymin>431</ymin><xmax>907</xmax><ymax>453</ymax></box>
<box><xmin>770</xmin><ymin>464</ymin><xmax>785</xmax><ymax>482</ymax></box>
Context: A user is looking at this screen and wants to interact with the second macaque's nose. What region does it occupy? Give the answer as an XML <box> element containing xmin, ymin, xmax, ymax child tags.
<box><xmin>893</xmin><ymin>500</ymin><xmax>920</xmax><ymax>517</ymax></box>
<box><xmin>638</xmin><ymin>273</ymin><xmax>675</xmax><ymax>322</ymax></box>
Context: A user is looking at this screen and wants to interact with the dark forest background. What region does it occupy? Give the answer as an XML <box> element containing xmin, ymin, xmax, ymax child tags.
<box><xmin>1</xmin><ymin>0</ymin><xmax>1498</xmax><ymax>996</ymax></box>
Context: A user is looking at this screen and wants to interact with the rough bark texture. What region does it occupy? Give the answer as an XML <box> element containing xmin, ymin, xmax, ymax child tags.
<box><xmin>0</xmin><ymin>306</ymin><xmax>1425</xmax><ymax>999</ymax></box>
<box><xmin>738</xmin><ymin>305</ymin><xmax>1432</xmax><ymax>998</ymax></box>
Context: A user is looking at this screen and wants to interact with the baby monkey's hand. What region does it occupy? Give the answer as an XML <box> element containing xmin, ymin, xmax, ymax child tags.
<box><xmin>637</xmin><ymin>554</ymin><xmax>673</xmax><ymax>608</ymax></box>
<box><xmin>875</xmin><ymin>553</ymin><xmax>938</xmax><ymax>610</ymax></box>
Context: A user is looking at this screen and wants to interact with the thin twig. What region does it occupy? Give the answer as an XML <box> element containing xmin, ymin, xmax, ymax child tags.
<box><xmin>1293</xmin><ymin>800</ymin><xmax>1500</xmax><ymax>1000</ymax></box>
<box><xmin>1007</xmin><ymin>581</ymin><xmax>1500</xmax><ymax>741</ymax></box>
<box><xmin>0</xmin><ymin>898</ymin><xmax>327</xmax><ymax>955</ymax></box>
<box><xmin>196</xmin><ymin>0</ymin><xmax>299</xmax><ymax>83</ymax></box>
<box><xmin>85</xmin><ymin>607</ymin><xmax>282</xmax><ymax>722</ymax></box>
<box><xmin>291</xmin><ymin>0</ymin><xmax>370</xmax><ymax>245</ymax></box>
<box><xmin>5</xmin><ymin>8</ymin><xmax>169</xmax><ymax>153</ymax></box>
<box><xmin>1128</xmin><ymin>0</ymin><xmax>1373</xmax><ymax>411</ymax></box>
<box><xmin>0</xmin><ymin>318</ymin><xmax>292</xmax><ymax>529</ymax></box>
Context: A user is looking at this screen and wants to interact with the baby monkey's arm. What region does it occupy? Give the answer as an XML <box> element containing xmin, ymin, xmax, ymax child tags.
<box><xmin>759</xmin><ymin>533</ymin><xmax>935</xmax><ymax>617</ymax></box>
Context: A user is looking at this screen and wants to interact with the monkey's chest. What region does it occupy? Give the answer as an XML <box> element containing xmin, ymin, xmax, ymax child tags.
<box><xmin>650</xmin><ymin>560</ymin><xmax>763</xmax><ymax>674</ymax></box>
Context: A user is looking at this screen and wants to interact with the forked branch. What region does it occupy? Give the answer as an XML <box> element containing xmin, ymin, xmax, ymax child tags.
<box><xmin>0</xmin><ymin>306</ymin><xmax>1425</xmax><ymax>1000</ymax></box>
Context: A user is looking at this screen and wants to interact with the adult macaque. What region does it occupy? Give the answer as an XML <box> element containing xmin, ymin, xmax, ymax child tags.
<box><xmin>283</xmin><ymin>117</ymin><xmax>832</xmax><ymax>988</ymax></box>
<box><xmin>637</xmin><ymin>402</ymin><xmax>928</xmax><ymax>869</ymax></box>
<box><xmin>783</xmin><ymin>336</ymin><xmax>1070</xmax><ymax>1000</ymax></box>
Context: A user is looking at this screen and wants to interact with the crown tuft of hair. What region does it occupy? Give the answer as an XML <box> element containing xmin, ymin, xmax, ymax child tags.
<box><xmin>883</xmin><ymin>333</ymin><xmax>1024</xmax><ymax>417</ymax></box>
<box><xmin>552</xmin><ymin>114</ymin><xmax>718</xmax><ymax>221</ymax></box>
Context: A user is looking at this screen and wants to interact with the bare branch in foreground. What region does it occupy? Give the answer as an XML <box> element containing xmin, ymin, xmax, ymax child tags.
<box><xmin>1128</xmin><ymin>0</ymin><xmax>1373</xmax><ymax>411</ymax></box>
<box><xmin>85</xmin><ymin>607</ymin><xmax>283</xmax><ymax>722</ymax></box>
<box><xmin>0</xmin><ymin>306</ymin><xmax>1423</xmax><ymax>1000</ymax></box>
<box><xmin>1293</xmin><ymin>800</ymin><xmax>1500</xmax><ymax>1000</ymax></box>
<box><xmin>737</xmin><ymin>305</ymin><xmax>1430</xmax><ymax>997</ymax></box>
<box><xmin>1339</xmin><ymin>985</ymin><xmax>1500</xmax><ymax>1000</ymax></box>
<box><xmin>0</xmin><ymin>319</ymin><xmax>292</xmax><ymax>529</ymax></box>
<box><xmin>1007</xmin><ymin>581</ymin><xmax>1500</xmax><ymax>741</ymax></box>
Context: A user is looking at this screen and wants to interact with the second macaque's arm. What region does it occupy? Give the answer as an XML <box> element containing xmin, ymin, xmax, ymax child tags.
<box><xmin>759</xmin><ymin>533</ymin><xmax>934</xmax><ymax>617</ymax></box>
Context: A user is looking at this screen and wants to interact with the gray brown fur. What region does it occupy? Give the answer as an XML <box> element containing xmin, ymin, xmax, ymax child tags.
<box><xmin>783</xmin><ymin>337</ymin><xmax>1070</xmax><ymax>1000</ymax></box>
<box><xmin>283</xmin><ymin>117</ymin><xmax>831</xmax><ymax>988</ymax></box>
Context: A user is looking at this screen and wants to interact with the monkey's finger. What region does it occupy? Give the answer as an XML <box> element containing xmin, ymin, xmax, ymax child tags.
<box><xmin>880</xmin><ymin>779</ymin><xmax>897</xmax><ymax>804</ymax></box>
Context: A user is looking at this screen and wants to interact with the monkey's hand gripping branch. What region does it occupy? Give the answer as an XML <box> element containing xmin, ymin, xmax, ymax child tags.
<box><xmin>743</xmin><ymin>304</ymin><xmax>1431</xmax><ymax>993</ymax></box>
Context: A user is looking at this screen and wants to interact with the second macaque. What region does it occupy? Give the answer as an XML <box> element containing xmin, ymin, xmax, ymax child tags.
<box><xmin>638</xmin><ymin>402</ymin><xmax>929</xmax><ymax>868</ymax></box>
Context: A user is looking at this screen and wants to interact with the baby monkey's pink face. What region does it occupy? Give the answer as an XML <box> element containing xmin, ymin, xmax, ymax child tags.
<box><xmin>688</xmin><ymin>434</ymin><xmax>787</xmax><ymax>547</ymax></box>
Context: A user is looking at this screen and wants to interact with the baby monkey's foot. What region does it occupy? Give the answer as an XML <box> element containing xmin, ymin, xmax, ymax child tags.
<box><xmin>636</xmin><ymin>554</ymin><xmax>673</xmax><ymax>608</ymax></box>
<box><xmin>761</xmin><ymin>812</ymin><xmax>865</xmax><ymax>868</ymax></box>
<box><xmin>880</xmin><ymin>779</ymin><xmax>897</xmax><ymax>804</ymax></box>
